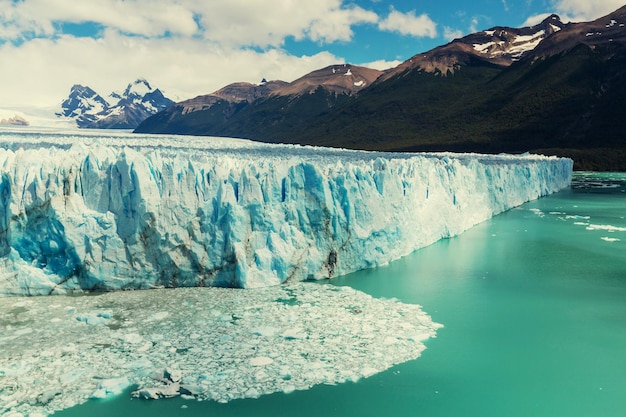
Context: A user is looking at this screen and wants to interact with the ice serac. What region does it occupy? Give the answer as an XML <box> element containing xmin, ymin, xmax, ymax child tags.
<box><xmin>0</xmin><ymin>133</ymin><xmax>573</xmax><ymax>295</ymax></box>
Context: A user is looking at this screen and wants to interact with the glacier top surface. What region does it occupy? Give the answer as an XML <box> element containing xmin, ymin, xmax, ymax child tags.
<box><xmin>0</xmin><ymin>129</ymin><xmax>564</xmax><ymax>166</ymax></box>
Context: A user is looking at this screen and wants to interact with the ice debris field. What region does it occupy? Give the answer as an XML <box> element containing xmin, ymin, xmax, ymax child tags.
<box><xmin>0</xmin><ymin>131</ymin><xmax>573</xmax><ymax>295</ymax></box>
<box><xmin>0</xmin><ymin>283</ymin><xmax>442</xmax><ymax>416</ymax></box>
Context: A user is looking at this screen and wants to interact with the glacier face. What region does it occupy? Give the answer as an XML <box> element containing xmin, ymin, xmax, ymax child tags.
<box><xmin>0</xmin><ymin>131</ymin><xmax>573</xmax><ymax>295</ymax></box>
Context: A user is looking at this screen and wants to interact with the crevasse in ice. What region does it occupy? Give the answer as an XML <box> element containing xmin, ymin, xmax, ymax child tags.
<box><xmin>0</xmin><ymin>132</ymin><xmax>572</xmax><ymax>295</ymax></box>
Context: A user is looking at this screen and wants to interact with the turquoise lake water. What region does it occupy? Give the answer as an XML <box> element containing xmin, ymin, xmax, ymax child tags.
<box><xmin>55</xmin><ymin>172</ymin><xmax>626</xmax><ymax>417</ymax></box>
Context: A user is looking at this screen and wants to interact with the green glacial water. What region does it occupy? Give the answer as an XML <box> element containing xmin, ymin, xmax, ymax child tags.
<box><xmin>55</xmin><ymin>172</ymin><xmax>626</xmax><ymax>417</ymax></box>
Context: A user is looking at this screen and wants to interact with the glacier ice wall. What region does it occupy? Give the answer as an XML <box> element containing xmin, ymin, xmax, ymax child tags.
<box><xmin>0</xmin><ymin>132</ymin><xmax>572</xmax><ymax>295</ymax></box>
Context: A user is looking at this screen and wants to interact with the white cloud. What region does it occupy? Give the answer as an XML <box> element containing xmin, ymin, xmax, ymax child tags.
<box><xmin>306</xmin><ymin>6</ymin><xmax>379</xmax><ymax>44</ymax></box>
<box><xmin>358</xmin><ymin>59</ymin><xmax>403</xmax><ymax>71</ymax></box>
<box><xmin>469</xmin><ymin>17</ymin><xmax>480</xmax><ymax>33</ymax></box>
<box><xmin>378</xmin><ymin>8</ymin><xmax>438</xmax><ymax>38</ymax></box>
<box><xmin>0</xmin><ymin>0</ymin><xmax>381</xmax><ymax>47</ymax></box>
<box><xmin>551</xmin><ymin>0</ymin><xmax>624</xmax><ymax>21</ymax></box>
<box><xmin>194</xmin><ymin>1</ymin><xmax>378</xmax><ymax>47</ymax></box>
<box><xmin>0</xmin><ymin>0</ymin><xmax>385</xmax><ymax>108</ymax></box>
<box><xmin>0</xmin><ymin>32</ymin><xmax>341</xmax><ymax>108</ymax></box>
<box><xmin>443</xmin><ymin>26</ymin><xmax>464</xmax><ymax>41</ymax></box>
<box><xmin>522</xmin><ymin>13</ymin><xmax>554</xmax><ymax>27</ymax></box>
<box><xmin>522</xmin><ymin>0</ymin><xmax>624</xmax><ymax>26</ymax></box>
<box><xmin>0</xmin><ymin>0</ymin><xmax>199</xmax><ymax>38</ymax></box>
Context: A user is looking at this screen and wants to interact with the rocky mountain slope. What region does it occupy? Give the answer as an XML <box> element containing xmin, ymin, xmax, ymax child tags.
<box><xmin>136</xmin><ymin>6</ymin><xmax>626</xmax><ymax>170</ymax></box>
<box><xmin>57</xmin><ymin>79</ymin><xmax>174</xmax><ymax>129</ymax></box>
<box><xmin>134</xmin><ymin>65</ymin><xmax>381</xmax><ymax>136</ymax></box>
<box><xmin>378</xmin><ymin>13</ymin><xmax>565</xmax><ymax>80</ymax></box>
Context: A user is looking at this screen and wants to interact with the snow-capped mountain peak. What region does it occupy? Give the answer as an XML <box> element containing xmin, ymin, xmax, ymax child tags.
<box><xmin>123</xmin><ymin>78</ymin><xmax>153</xmax><ymax>99</ymax></box>
<box><xmin>57</xmin><ymin>79</ymin><xmax>174</xmax><ymax>129</ymax></box>
<box><xmin>469</xmin><ymin>14</ymin><xmax>565</xmax><ymax>61</ymax></box>
<box><xmin>56</xmin><ymin>84</ymin><xmax>110</xmax><ymax>118</ymax></box>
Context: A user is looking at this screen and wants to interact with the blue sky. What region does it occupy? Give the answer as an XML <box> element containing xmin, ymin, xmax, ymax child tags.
<box><xmin>0</xmin><ymin>0</ymin><xmax>623</xmax><ymax>108</ymax></box>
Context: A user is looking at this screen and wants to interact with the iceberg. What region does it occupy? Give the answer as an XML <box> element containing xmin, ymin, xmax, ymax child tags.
<box><xmin>0</xmin><ymin>131</ymin><xmax>572</xmax><ymax>295</ymax></box>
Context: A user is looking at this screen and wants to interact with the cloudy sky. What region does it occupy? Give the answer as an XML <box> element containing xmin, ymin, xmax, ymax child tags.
<box><xmin>0</xmin><ymin>0</ymin><xmax>623</xmax><ymax>109</ymax></box>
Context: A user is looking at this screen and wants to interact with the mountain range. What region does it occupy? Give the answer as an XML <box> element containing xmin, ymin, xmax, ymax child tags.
<box><xmin>135</xmin><ymin>6</ymin><xmax>626</xmax><ymax>171</ymax></box>
<box><xmin>57</xmin><ymin>79</ymin><xmax>174</xmax><ymax>129</ymax></box>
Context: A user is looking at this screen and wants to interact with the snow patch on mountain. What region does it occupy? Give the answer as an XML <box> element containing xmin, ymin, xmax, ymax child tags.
<box><xmin>472</xmin><ymin>27</ymin><xmax>551</xmax><ymax>60</ymax></box>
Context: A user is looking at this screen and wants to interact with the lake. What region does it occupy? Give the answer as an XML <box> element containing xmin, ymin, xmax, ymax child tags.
<box><xmin>22</xmin><ymin>172</ymin><xmax>626</xmax><ymax>416</ymax></box>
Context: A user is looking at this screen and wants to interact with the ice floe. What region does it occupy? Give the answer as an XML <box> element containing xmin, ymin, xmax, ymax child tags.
<box><xmin>0</xmin><ymin>283</ymin><xmax>441</xmax><ymax>416</ymax></box>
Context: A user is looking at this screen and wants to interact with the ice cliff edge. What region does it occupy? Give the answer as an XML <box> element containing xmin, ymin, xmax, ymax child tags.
<box><xmin>0</xmin><ymin>134</ymin><xmax>572</xmax><ymax>295</ymax></box>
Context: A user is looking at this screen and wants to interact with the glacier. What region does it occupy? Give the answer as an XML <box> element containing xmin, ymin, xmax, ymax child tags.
<box><xmin>0</xmin><ymin>131</ymin><xmax>573</xmax><ymax>295</ymax></box>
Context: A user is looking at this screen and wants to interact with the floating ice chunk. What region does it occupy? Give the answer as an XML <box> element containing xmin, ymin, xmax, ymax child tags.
<box><xmin>282</xmin><ymin>384</ymin><xmax>297</xmax><ymax>394</ymax></box>
<box><xmin>134</xmin><ymin>383</ymin><xmax>181</xmax><ymax>399</ymax></box>
<box><xmin>528</xmin><ymin>208</ymin><xmax>544</xmax><ymax>217</ymax></box>
<box><xmin>585</xmin><ymin>224</ymin><xmax>626</xmax><ymax>232</ymax></box>
<box><xmin>282</xmin><ymin>328</ymin><xmax>307</xmax><ymax>340</ymax></box>
<box><xmin>121</xmin><ymin>333</ymin><xmax>144</xmax><ymax>344</ymax></box>
<box><xmin>567</xmin><ymin>215</ymin><xmax>591</xmax><ymax>220</ymax></box>
<box><xmin>76</xmin><ymin>314</ymin><xmax>109</xmax><ymax>326</ymax></box>
<box><xmin>91</xmin><ymin>377</ymin><xmax>130</xmax><ymax>399</ymax></box>
<box><xmin>252</xmin><ymin>326</ymin><xmax>277</xmax><ymax>337</ymax></box>
<box><xmin>384</xmin><ymin>336</ymin><xmax>399</xmax><ymax>345</ymax></box>
<box><xmin>250</xmin><ymin>357</ymin><xmax>274</xmax><ymax>366</ymax></box>
<box><xmin>147</xmin><ymin>311</ymin><xmax>170</xmax><ymax>321</ymax></box>
<box><xmin>164</xmin><ymin>368</ymin><xmax>182</xmax><ymax>383</ymax></box>
<box><xmin>13</xmin><ymin>327</ymin><xmax>33</xmax><ymax>336</ymax></box>
<box><xmin>36</xmin><ymin>389</ymin><xmax>61</xmax><ymax>406</ymax></box>
<box><xmin>60</xmin><ymin>369</ymin><xmax>84</xmax><ymax>384</ymax></box>
<box><xmin>136</xmin><ymin>341</ymin><xmax>154</xmax><ymax>352</ymax></box>
<box><xmin>360</xmin><ymin>367</ymin><xmax>379</xmax><ymax>378</ymax></box>
<box><xmin>180</xmin><ymin>384</ymin><xmax>205</xmax><ymax>396</ymax></box>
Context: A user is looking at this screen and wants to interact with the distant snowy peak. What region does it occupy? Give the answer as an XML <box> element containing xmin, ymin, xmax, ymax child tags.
<box><xmin>57</xmin><ymin>79</ymin><xmax>174</xmax><ymax>129</ymax></box>
<box><xmin>123</xmin><ymin>78</ymin><xmax>153</xmax><ymax>98</ymax></box>
<box><xmin>56</xmin><ymin>84</ymin><xmax>110</xmax><ymax>118</ymax></box>
<box><xmin>109</xmin><ymin>79</ymin><xmax>160</xmax><ymax>105</ymax></box>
